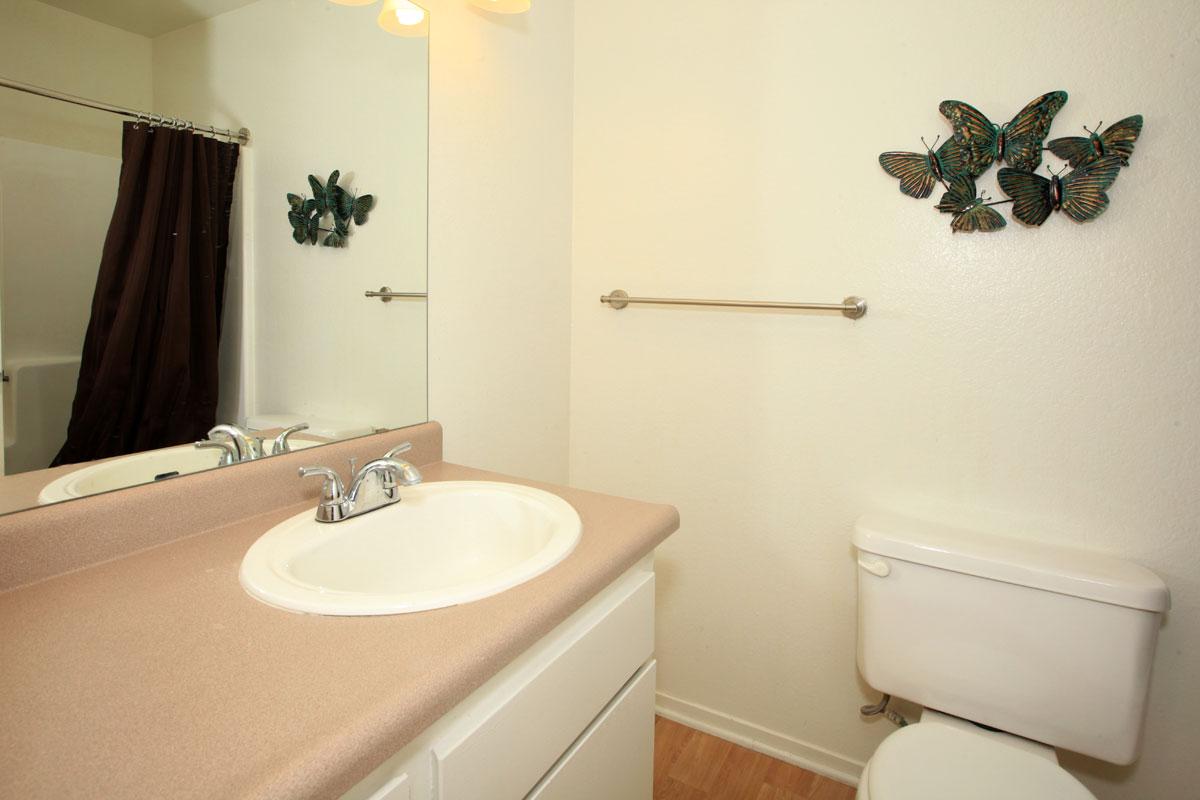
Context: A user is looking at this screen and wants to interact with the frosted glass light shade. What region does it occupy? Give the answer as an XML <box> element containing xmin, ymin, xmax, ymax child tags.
<box><xmin>378</xmin><ymin>0</ymin><xmax>429</xmax><ymax>36</ymax></box>
<box><xmin>470</xmin><ymin>0</ymin><xmax>531</xmax><ymax>13</ymax></box>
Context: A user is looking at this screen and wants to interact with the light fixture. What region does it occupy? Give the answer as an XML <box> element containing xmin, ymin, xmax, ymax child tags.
<box><xmin>469</xmin><ymin>0</ymin><xmax>531</xmax><ymax>13</ymax></box>
<box><xmin>378</xmin><ymin>0</ymin><xmax>429</xmax><ymax>37</ymax></box>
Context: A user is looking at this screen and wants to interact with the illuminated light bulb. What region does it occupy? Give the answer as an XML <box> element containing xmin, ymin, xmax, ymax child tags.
<box><xmin>469</xmin><ymin>0</ymin><xmax>532</xmax><ymax>13</ymax></box>
<box><xmin>378</xmin><ymin>0</ymin><xmax>429</xmax><ymax>36</ymax></box>
<box><xmin>393</xmin><ymin>0</ymin><xmax>425</xmax><ymax>25</ymax></box>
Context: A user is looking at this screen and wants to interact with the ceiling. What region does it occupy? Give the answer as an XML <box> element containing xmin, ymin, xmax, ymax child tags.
<box><xmin>39</xmin><ymin>0</ymin><xmax>264</xmax><ymax>38</ymax></box>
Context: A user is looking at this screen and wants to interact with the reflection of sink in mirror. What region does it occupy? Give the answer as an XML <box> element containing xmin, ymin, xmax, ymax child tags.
<box><xmin>240</xmin><ymin>481</ymin><xmax>581</xmax><ymax>616</ymax></box>
<box><xmin>37</xmin><ymin>438</ymin><xmax>323</xmax><ymax>505</ymax></box>
<box><xmin>0</xmin><ymin>0</ymin><xmax>429</xmax><ymax>517</ymax></box>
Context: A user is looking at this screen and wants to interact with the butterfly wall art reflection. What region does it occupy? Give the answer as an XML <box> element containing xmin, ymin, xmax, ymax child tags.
<box><xmin>878</xmin><ymin>89</ymin><xmax>1142</xmax><ymax>234</ymax></box>
<box><xmin>286</xmin><ymin>169</ymin><xmax>374</xmax><ymax>248</ymax></box>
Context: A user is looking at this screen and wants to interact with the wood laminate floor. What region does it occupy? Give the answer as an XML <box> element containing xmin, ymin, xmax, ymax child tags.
<box><xmin>654</xmin><ymin>716</ymin><xmax>857</xmax><ymax>800</ymax></box>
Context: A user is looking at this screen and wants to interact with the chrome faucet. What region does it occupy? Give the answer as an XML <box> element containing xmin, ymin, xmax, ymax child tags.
<box><xmin>299</xmin><ymin>442</ymin><xmax>422</xmax><ymax>523</ymax></box>
<box><xmin>195</xmin><ymin>422</ymin><xmax>311</xmax><ymax>463</ymax></box>
<box><xmin>206</xmin><ymin>424</ymin><xmax>263</xmax><ymax>462</ymax></box>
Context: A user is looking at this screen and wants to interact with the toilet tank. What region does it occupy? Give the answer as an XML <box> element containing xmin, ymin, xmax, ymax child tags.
<box><xmin>853</xmin><ymin>513</ymin><xmax>1169</xmax><ymax>765</ymax></box>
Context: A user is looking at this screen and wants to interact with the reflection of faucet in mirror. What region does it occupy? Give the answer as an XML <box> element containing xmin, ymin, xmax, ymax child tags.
<box><xmin>205</xmin><ymin>425</ymin><xmax>263</xmax><ymax>462</ymax></box>
<box><xmin>299</xmin><ymin>443</ymin><xmax>422</xmax><ymax>523</ymax></box>
<box><xmin>194</xmin><ymin>438</ymin><xmax>239</xmax><ymax>467</ymax></box>
<box><xmin>196</xmin><ymin>423</ymin><xmax>311</xmax><ymax>464</ymax></box>
<box><xmin>269</xmin><ymin>423</ymin><xmax>311</xmax><ymax>455</ymax></box>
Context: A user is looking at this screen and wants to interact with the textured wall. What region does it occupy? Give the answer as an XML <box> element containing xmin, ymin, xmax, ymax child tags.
<box><xmin>425</xmin><ymin>0</ymin><xmax>575</xmax><ymax>483</ymax></box>
<box><xmin>0</xmin><ymin>0</ymin><xmax>152</xmax><ymax>155</ymax></box>
<box><xmin>569</xmin><ymin>1</ymin><xmax>1200</xmax><ymax>797</ymax></box>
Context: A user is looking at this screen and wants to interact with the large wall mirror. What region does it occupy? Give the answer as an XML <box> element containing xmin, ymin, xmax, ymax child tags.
<box><xmin>0</xmin><ymin>0</ymin><xmax>429</xmax><ymax>514</ymax></box>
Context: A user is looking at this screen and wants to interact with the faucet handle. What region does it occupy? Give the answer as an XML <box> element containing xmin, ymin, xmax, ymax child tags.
<box><xmin>299</xmin><ymin>466</ymin><xmax>345</xmax><ymax>502</ymax></box>
<box><xmin>384</xmin><ymin>442</ymin><xmax>413</xmax><ymax>459</ymax></box>
<box><xmin>194</xmin><ymin>438</ymin><xmax>237</xmax><ymax>467</ymax></box>
<box><xmin>271</xmin><ymin>423</ymin><xmax>310</xmax><ymax>455</ymax></box>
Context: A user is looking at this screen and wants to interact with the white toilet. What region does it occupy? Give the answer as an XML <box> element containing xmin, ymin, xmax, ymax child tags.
<box><xmin>852</xmin><ymin>513</ymin><xmax>1170</xmax><ymax>800</ymax></box>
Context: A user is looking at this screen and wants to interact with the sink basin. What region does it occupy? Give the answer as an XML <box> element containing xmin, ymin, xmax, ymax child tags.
<box><xmin>239</xmin><ymin>481</ymin><xmax>582</xmax><ymax>615</ymax></box>
<box><xmin>37</xmin><ymin>438</ymin><xmax>322</xmax><ymax>504</ymax></box>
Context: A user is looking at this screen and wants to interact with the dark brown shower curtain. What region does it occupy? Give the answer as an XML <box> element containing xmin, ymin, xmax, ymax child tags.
<box><xmin>52</xmin><ymin>122</ymin><xmax>240</xmax><ymax>466</ymax></box>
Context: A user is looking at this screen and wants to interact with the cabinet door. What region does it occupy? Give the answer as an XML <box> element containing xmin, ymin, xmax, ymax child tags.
<box><xmin>526</xmin><ymin>660</ymin><xmax>656</xmax><ymax>800</ymax></box>
<box><xmin>434</xmin><ymin>572</ymin><xmax>654</xmax><ymax>800</ymax></box>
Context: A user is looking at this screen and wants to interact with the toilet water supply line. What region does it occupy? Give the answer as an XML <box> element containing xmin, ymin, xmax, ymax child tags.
<box><xmin>861</xmin><ymin>694</ymin><xmax>909</xmax><ymax>727</ymax></box>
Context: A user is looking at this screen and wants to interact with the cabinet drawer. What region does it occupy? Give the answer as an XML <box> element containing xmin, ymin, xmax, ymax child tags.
<box><xmin>434</xmin><ymin>571</ymin><xmax>655</xmax><ymax>800</ymax></box>
<box><xmin>527</xmin><ymin>660</ymin><xmax>656</xmax><ymax>800</ymax></box>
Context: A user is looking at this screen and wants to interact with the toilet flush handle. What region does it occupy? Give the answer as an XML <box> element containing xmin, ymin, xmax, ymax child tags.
<box><xmin>857</xmin><ymin>556</ymin><xmax>891</xmax><ymax>578</ymax></box>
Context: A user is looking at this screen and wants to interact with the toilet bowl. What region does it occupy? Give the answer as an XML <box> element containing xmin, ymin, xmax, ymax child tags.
<box><xmin>856</xmin><ymin>710</ymin><xmax>1095</xmax><ymax>800</ymax></box>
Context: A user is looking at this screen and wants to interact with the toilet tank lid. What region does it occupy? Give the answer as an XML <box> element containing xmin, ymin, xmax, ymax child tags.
<box><xmin>853</xmin><ymin>513</ymin><xmax>1170</xmax><ymax>613</ymax></box>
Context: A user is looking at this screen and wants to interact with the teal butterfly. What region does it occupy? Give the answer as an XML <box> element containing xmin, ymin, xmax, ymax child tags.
<box><xmin>934</xmin><ymin>175</ymin><xmax>1006</xmax><ymax>233</ymax></box>
<box><xmin>1046</xmin><ymin>115</ymin><xmax>1143</xmax><ymax>168</ymax></box>
<box><xmin>308</xmin><ymin>170</ymin><xmax>340</xmax><ymax>216</ymax></box>
<box><xmin>322</xmin><ymin>218</ymin><xmax>350</xmax><ymax>248</ymax></box>
<box><xmin>332</xmin><ymin>184</ymin><xmax>375</xmax><ymax>226</ymax></box>
<box><xmin>286</xmin><ymin>193</ymin><xmax>319</xmax><ymax>244</ymax></box>
<box><xmin>997</xmin><ymin>156</ymin><xmax>1123</xmax><ymax>226</ymax></box>
<box><xmin>940</xmin><ymin>91</ymin><xmax>1068</xmax><ymax>177</ymax></box>
<box><xmin>879</xmin><ymin>136</ymin><xmax>966</xmax><ymax>199</ymax></box>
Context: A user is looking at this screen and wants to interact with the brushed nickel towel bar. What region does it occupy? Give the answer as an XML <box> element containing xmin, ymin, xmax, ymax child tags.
<box><xmin>0</xmin><ymin>75</ymin><xmax>251</xmax><ymax>144</ymax></box>
<box><xmin>600</xmin><ymin>289</ymin><xmax>868</xmax><ymax>319</ymax></box>
<box><xmin>365</xmin><ymin>286</ymin><xmax>428</xmax><ymax>303</ymax></box>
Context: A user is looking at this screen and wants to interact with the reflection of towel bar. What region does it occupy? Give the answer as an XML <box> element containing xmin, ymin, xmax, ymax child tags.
<box><xmin>365</xmin><ymin>286</ymin><xmax>428</xmax><ymax>303</ymax></box>
<box><xmin>600</xmin><ymin>289</ymin><xmax>867</xmax><ymax>319</ymax></box>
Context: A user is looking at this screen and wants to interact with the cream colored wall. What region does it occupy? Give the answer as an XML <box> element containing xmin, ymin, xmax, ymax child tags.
<box><xmin>0</xmin><ymin>1</ymin><xmax>152</xmax><ymax>473</ymax></box>
<box><xmin>0</xmin><ymin>0</ymin><xmax>151</xmax><ymax>360</ymax></box>
<box><xmin>570</xmin><ymin>1</ymin><xmax>1200</xmax><ymax>798</ymax></box>
<box><xmin>0</xmin><ymin>139</ymin><xmax>118</xmax><ymax>362</ymax></box>
<box><xmin>0</xmin><ymin>0</ymin><xmax>152</xmax><ymax>155</ymax></box>
<box><xmin>423</xmin><ymin>1</ymin><xmax>574</xmax><ymax>483</ymax></box>
<box><xmin>153</xmin><ymin>0</ymin><xmax>429</xmax><ymax>431</ymax></box>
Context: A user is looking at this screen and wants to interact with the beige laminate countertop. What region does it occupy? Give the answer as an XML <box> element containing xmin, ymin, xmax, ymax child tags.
<box><xmin>0</xmin><ymin>462</ymin><xmax>679</xmax><ymax>800</ymax></box>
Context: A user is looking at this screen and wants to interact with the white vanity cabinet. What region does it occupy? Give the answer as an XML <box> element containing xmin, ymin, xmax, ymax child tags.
<box><xmin>342</xmin><ymin>561</ymin><xmax>657</xmax><ymax>800</ymax></box>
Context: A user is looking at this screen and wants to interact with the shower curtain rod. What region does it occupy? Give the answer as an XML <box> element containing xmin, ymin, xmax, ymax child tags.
<box><xmin>0</xmin><ymin>76</ymin><xmax>250</xmax><ymax>145</ymax></box>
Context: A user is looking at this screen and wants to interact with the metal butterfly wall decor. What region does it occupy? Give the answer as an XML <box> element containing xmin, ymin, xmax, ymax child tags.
<box><xmin>936</xmin><ymin>176</ymin><xmax>1007</xmax><ymax>232</ymax></box>
<box><xmin>1046</xmin><ymin>116</ymin><xmax>1143</xmax><ymax>168</ymax></box>
<box><xmin>286</xmin><ymin>169</ymin><xmax>374</xmax><ymax>248</ymax></box>
<box><xmin>879</xmin><ymin>136</ymin><xmax>965</xmax><ymax>199</ymax></box>
<box><xmin>998</xmin><ymin>157</ymin><xmax>1123</xmax><ymax>226</ymax></box>
<box><xmin>879</xmin><ymin>90</ymin><xmax>1143</xmax><ymax>234</ymax></box>
<box><xmin>940</xmin><ymin>91</ymin><xmax>1067</xmax><ymax>176</ymax></box>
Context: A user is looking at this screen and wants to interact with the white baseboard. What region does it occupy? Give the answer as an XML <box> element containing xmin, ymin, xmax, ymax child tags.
<box><xmin>655</xmin><ymin>691</ymin><xmax>865</xmax><ymax>788</ymax></box>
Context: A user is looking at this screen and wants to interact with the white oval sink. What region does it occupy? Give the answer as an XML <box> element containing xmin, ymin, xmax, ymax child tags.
<box><xmin>239</xmin><ymin>481</ymin><xmax>582</xmax><ymax>616</ymax></box>
<box><xmin>37</xmin><ymin>439</ymin><xmax>322</xmax><ymax>504</ymax></box>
